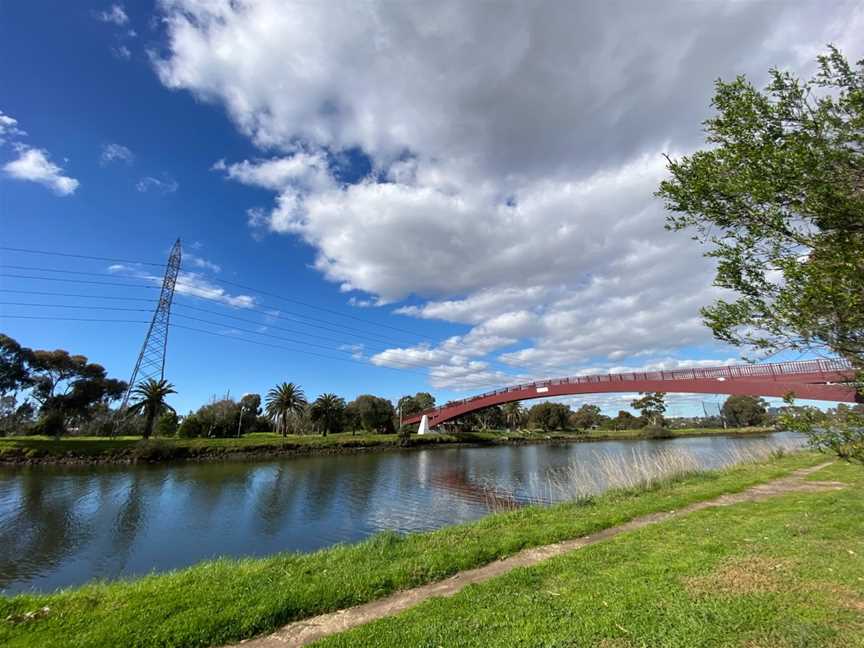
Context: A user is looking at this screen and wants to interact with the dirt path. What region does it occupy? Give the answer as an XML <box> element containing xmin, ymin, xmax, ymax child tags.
<box><xmin>227</xmin><ymin>463</ymin><xmax>843</xmax><ymax>648</ymax></box>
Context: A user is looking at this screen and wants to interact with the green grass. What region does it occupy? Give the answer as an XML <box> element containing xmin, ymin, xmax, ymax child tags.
<box><xmin>0</xmin><ymin>426</ymin><xmax>774</xmax><ymax>464</ymax></box>
<box><xmin>320</xmin><ymin>460</ymin><xmax>864</xmax><ymax>648</ymax></box>
<box><xmin>0</xmin><ymin>452</ymin><xmax>827</xmax><ymax>648</ymax></box>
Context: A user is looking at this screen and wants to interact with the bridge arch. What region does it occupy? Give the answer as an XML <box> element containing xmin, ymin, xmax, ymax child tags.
<box><xmin>404</xmin><ymin>359</ymin><xmax>860</xmax><ymax>428</ymax></box>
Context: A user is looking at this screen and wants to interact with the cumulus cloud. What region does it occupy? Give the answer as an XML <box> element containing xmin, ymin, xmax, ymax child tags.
<box><xmin>100</xmin><ymin>142</ymin><xmax>134</xmax><ymax>164</ymax></box>
<box><xmin>153</xmin><ymin>0</ymin><xmax>864</xmax><ymax>391</ymax></box>
<box><xmin>3</xmin><ymin>146</ymin><xmax>79</xmax><ymax>196</ymax></box>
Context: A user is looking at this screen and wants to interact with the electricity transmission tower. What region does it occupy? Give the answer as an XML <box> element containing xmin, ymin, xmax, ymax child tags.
<box><xmin>115</xmin><ymin>239</ymin><xmax>182</xmax><ymax>423</ymax></box>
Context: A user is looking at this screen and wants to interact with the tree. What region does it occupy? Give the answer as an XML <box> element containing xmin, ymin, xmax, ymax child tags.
<box><xmin>238</xmin><ymin>393</ymin><xmax>262</xmax><ymax>435</ymax></box>
<box><xmin>630</xmin><ymin>392</ymin><xmax>667</xmax><ymax>427</ymax></box>
<box><xmin>350</xmin><ymin>394</ymin><xmax>395</xmax><ymax>433</ymax></box>
<box><xmin>502</xmin><ymin>402</ymin><xmax>525</xmax><ymax>430</ymax></box>
<box><xmin>310</xmin><ymin>393</ymin><xmax>346</xmax><ymax>436</ymax></box>
<box><xmin>0</xmin><ymin>334</ymin><xmax>31</xmax><ymax>396</ymax></box>
<box><xmin>608</xmin><ymin>410</ymin><xmax>643</xmax><ymax>430</ymax></box>
<box><xmin>570</xmin><ymin>404</ymin><xmax>605</xmax><ymax>430</ymax></box>
<box><xmin>657</xmin><ymin>47</ymin><xmax>864</xmax><ymax>373</ymax></box>
<box><xmin>528</xmin><ymin>402</ymin><xmax>571</xmax><ymax>431</ymax></box>
<box><xmin>265</xmin><ymin>382</ymin><xmax>308</xmax><ymax>436</ymax></box>
<box><xmin>398</xmin><ymin>392</ymin><xmax>436</xmax><ymax>418</ymax></box>
<box><xmin>127</xmin><ymin>379</ymin><xmax>177</xmax><ymax>439</ymax></box>
<box><xmin>721</xmin><ymin>395</ymin><xmax>768</xmax><ymax>427</ymax></box>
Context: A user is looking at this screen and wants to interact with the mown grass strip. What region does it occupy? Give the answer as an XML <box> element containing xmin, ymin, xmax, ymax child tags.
<box><xmin>318</xmin><ymin>461</ymin><xmax>864</xmax><ymax>648</ymax></box>
<box><xmin>0</xmin><ymin>427</ymin><xmax>774</xmax><ymax>464</ymax></box>
<box><xmin>0</xmin><ymin>452</ymin><xmax>821</xmax><ymax>648</ymax></box>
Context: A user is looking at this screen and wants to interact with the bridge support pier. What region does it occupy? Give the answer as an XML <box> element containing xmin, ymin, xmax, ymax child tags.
<box><xmin>417</xmin><ymin>414</ymin><xmax>431</xmax><ymax>435</ymax></box>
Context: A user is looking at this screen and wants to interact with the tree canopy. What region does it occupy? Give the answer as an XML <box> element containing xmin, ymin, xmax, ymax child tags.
<box><xmin>657</xmin><ymin>47</ymin><xmax>864</xmax><ymax>372</ymax></box>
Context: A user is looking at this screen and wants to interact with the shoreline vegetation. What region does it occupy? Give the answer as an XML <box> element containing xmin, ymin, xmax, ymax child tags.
<box><xmin>0</xmin><ymin>450</ymin><xmax>845</xmax><ymax>648</ymax></box>
<box><xmin>0</xmin><ymin>426</ymin><xmax>776</xmax><ymax>466</ymax></box>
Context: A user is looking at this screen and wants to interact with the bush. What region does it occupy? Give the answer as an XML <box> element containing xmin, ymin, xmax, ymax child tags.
<box><xmin>131</xmin><ymin>439</ymin><xmax>184</xmax><ymax>462</ymax></box>
<box><xmin>155</xmin><ymin>411</ymin><xmax>179</xmax><ymax>437</ymax></box>
<box><xmin>32</xmin><ymin>411</ymin><xmax>65</xmax><ymax>437</ymax></box>
<box><xmin>397</xmin><ymin>424</ymin><xmax>413</xmax><ymax>446</ymax></box>
<box><xmin>641</xmin><ymin>425</ymin><xmax>674</xmax><ymax>439</ymax></box>
<box><xmin>178</xmin><ymin>413</ymin><xmax>206</xmax><ymax>438</ymax></box>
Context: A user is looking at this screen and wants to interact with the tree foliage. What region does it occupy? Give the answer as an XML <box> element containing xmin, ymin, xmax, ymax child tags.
<box><xmin>349</xmin><ymin>394</ymin><xmax>396</xmax><ymax>433</ymax></box>
<box><xmin>657</xmin><ymin>47</ymin><xmax>864</xmax><ymax>371</ymax></box>
<box><xmin>310</xmin><ymin>393</ymin><xmax>346</xmax><ymax>436</ymax></box>
<box><xmin>569</xmin><ymin>404</ymin><xmax>607</xmax><ymax>430</ymax></box>
<box><xmin>721</xmin><ymin>395</ymin><xmax>768</xmax><ymax>427</ymax></box>
<box><xmin>128</xmin><ymin>379</ymin><xmax>177</xmax><ymax>439</ymax></box>
<box><xmin>528</xmin><ymin>402</ymin><xmax>571</xmax><ymax>431</ymax></box>
<box><xmin>265</xmin><ymin>382</ymin><xmax>308</xmax><ymax>436</ymax></box>
<box><xmin>630</xmin><ymin>392</ymin><xmax>667</xmax><ymax>427</ymax></box>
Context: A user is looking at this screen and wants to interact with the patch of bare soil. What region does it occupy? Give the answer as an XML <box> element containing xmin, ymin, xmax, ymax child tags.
<box><xmin>226</xmin><ymin>463</ymin><xmax>841</xmax><ymax>648</ymax></box>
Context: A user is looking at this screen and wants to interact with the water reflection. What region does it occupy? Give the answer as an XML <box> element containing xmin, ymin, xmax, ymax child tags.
<box><xmin>0</xmin><ymin>432</ymin><xmax>803</xmax><ymax>594</ymax></box>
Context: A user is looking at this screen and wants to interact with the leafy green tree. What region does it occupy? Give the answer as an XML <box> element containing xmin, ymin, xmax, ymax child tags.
<box><xmin>350</xmin><ymin>394</ymin><xmax>395</xmax><ymax>433</ymax></box>
<box><xmin>569</xmin><ymin>404</ymin><xmax>606</xmax><ymax>430</ymax></box>
<box><xmin>607</xmin><ymin>410</ymin><xmax>643</xmax><ymax>430</ymax></box>
<box><xmin>155</xmin><ymin>411</ymin><xmax>179</xmax><ymax>437</ymax></box>
<box><xmin>658</xmin><ymin>47</ymin><xmax>864</xmax><ymax>460</ymax></box>
<box><xmin>502</xmin><ymin>401</ymin><xmax>525</xmax><ymax>430</ymax></box>
<box><xmin>127</xmin><ymin>379</ymin><xmax>177</xmax><ymax>439</ymax></box>
<box><xmin>657</xmin><ymin>47</ymin><xmax>864</xmax><ymax>372</ymax></box>
<box><xmin>630</xmin><ymin>392</ymin><xmax>667</xmax><ymax>427</ymax></box>
<box><xmin>528</xmin><ymin>402</ymin><xmax>571</xmax><ymax>431</ymax></box>
<box><xmin>721</xmin><ymin>395</ymin><xmax>768</xmax><ymax>427</ymax></box>
<box><xmin>310</xmin><ymin>393</ymin><xmax>346</xmax><ymax>436</ymax></box>
<box><xmin>0</xmin><ymin>334</ymin><xmax>31</xmax><ymax>396</ymax></box>
<box><xmin>398</xmin><ymin>392</ymin><xmax>436</xmax><ymax>418</ymax></box>
<box><xmin>238</xmin><ymin>393</ymin><xmax>262</xmax><ymax>435</ymax></box>
<box><xmin>265</xmin><ymin>382</ymin><xmax>308</xmax><ymax>436</ymax></box>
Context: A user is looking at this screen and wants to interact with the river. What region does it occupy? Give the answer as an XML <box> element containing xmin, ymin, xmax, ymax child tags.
<box><xmin>0</xmin><ymin>431</ymin><xmax>805</xmax><ymax>594</ymax></box>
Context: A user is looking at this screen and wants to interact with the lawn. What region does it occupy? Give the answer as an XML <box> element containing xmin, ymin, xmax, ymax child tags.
<box><xmin>0</xmin><ymin>426</ymin><xmax>774</xmax><ymax>464</ymax></box>
<box><xmin>320</xmin><ymin>460</ymin><xmax>864</xmax><ymax>648</ymax></box>
<box><xmin>0</xmin><ymin>452</ymin><xmax>827</xmax><ymax>648</ymax></box>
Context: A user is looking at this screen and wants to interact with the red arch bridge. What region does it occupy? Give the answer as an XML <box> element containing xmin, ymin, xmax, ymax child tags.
<box><xmin>404</xmin><ymin>359</ymin><xmax>861</xmax><ymax>429</ymax></box>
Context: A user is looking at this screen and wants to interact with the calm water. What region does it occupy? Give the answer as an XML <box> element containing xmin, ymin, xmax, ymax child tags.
<box><xmin>0</xmin><ymin>432</ymin><xmax>804</xmax><ymax>594</ymax></box>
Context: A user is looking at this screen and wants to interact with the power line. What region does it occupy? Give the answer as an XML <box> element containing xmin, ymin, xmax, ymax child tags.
<box><xmin>0</xmin><ymin>288</ymin><xmax>158</xmax><ymax>303</ymax></box>
<box><xmin>0</xmin><ymin>246</ymin><xmax>439</xmax><ymax>342</ymax></box>
<box><xmin>0</xmin><ymin>314</ymin><xmax>443</xmax><ymax>379</ymax></box>
<box><xmin>1</xmin><ymin>271</ymin><xmax>428</xmax><ymax>346</ymax></box>
<box><xmin>0</xmin><ymin>246</ymin><xmax>165</xmax><ymax>267</ymax></box>
<box><xmin>0</xmin><ymin>273</ymin><xmax>160</xmax><ymax>289</ymax></box>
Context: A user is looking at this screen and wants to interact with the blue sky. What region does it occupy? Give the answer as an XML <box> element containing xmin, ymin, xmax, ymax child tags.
<box><xmin>1</xmin><ymin>1</ymin><xmax>860</xmax><ymax>416</ymax></box>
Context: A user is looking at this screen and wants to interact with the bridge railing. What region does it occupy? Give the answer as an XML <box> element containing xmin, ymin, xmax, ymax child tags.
<box><xmin>419</xmin><ymin>358</ymin><xmax>853</xmax><ymax>419</ymax></box>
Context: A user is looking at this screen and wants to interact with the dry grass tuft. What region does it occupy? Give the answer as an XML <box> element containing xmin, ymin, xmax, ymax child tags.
<box><xmin>684</xmin><ymin>556</ymin><xmax>793</xmax><ymax>596</ymax></box>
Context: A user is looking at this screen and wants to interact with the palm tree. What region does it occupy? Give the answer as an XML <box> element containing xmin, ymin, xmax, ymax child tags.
<box><xmin>310</xmin><ymin>393</ymin><xmax>346</xmax><ymax>436</ymax></box>
<box><xmin>503</xmin><ymin>401</ymin><xmax>524</xmax><ymax>431</ymax></box>
<box><xmin>128</xmin><ymin>378</ymin><xmax>177</xmax><ymax>439</ymax></box>
<box><xmin>265</xmin><ymin>382</ymin><xmax>308</xmax><ymax>436</ymax></box>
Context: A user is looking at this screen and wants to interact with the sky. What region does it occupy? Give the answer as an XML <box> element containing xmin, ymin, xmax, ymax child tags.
<box><xmin>1</xmin><ymin>0</ymin><xmax>861</xmax><ymax>417</ymax></box>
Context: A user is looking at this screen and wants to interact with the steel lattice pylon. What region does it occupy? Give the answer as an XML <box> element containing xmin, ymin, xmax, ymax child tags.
<box><xmin>116</xmin><ymin>239</ymin><xmax>182</xmax><ymax>418</ymax></box>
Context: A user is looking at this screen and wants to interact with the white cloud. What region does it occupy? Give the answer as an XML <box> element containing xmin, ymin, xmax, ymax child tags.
<box><xmin>0</xmin><ymin>110</ymin><xmax>26</xmax><ymax>144</ymax></box>
<box><xmin>186</xmin><ymin>253</ymin><xmax>221</xmax><ymax>273</ymax></box>
<box><xmin>112</xmin><ymin>45</ymin><xmax>132</xmax><ymax>60</ymax></box>
<box><xmin>96</xmin><ymin>4</ymin><xmax>128</xmax><ymax>26</ymax></box>
<box><xmin>108</xmin><ymin>264</ymin><xmax>254</xmax><ymax>308</ymax></box>
<box><xmin>100</xmin><ymin>142</ymin><xmax>134</xmax><ymax>164</ymax></box>
<box><xmin>3</xmin><ymin>146</ymin><xmax>79</xmax><ymax>196</ymax></box>
<box><xmin>136</xmin><ymin>175</ymin><xmax>179</xmax><ymax>193</ymax></box>
<box><xmin>153</xmin><ymin>0</ymin><xmax>864</xmax><ymax>392</ymax></box>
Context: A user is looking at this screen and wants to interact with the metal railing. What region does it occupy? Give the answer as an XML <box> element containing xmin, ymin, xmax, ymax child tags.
<box><xmin>420</xmin><ymin>358</ymin><xmax>853</xmax><ymax>418</ymax></box>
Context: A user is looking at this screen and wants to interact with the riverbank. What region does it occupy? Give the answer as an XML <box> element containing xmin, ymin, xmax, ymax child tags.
<box><xmin>1</xmin><ymin>451</ymin><xmax>849</xmax><ymax>648</ymax></box>
<box><xmin>0</xmin><ymin>426</ymin><xmax>775</xmax><ymax>465</ymax></box>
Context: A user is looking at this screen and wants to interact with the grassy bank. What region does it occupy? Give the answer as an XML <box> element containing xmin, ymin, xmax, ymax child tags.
<box><xmin>323</xmin><ymin>461</ymin><xmax>864</xmax><ymax>648</ymax></box>
<box><xmin>0</xmin><ymin>426</ymin><xmax>775</xmax><ymax>465</ymax></box>
<box><xmin>0</xmin><ymin>451</ymin><xmax>826</xmax><ymax>648</ymax></box>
